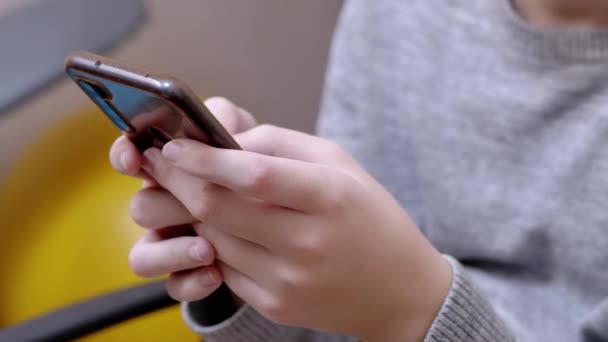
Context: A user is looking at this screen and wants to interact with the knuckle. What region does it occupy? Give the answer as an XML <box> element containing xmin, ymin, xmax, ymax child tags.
<box><xmin>289</xmin><ymin>233</ymin><xmax>327</xmax><ymax>264</ymax></box>
<box><xmin>258</xmin><ymin>294</ymin><xmax>290</xmax><ymax>324</ymax></box>
<box><xmin>323</xmin><ymin>140</ymin><xmax>354</xmax><ymax>166</ymax></box>
<box><xmin>320</xmin><ymin>190</ymin><xmax>346</xmax><ymax>214</ymax></box>
<box><xmin>242</xmin><ymin>158</ymin><xmax>273</xmax><ymax>193</ymax></box>
<box><xmin>255</xmin><ymin>123</ymin><xmax>278</xmax><ymax>136</ymax></box>
<box><xmin>166</xmin><ymin>271</ymin><xmax>214</xmax><ymax>302</ymax></box>
<box><xmin>129</xmin><ymin>192</ymin><xmax>151</xmax><ymax>227</ymax></box>
<box><xmin>165</xmin><ymin>276</ymin><xmax>188</xmax><ymax>301</ymax></box>
<box><xmin>205</xmin><ymin>97</ymin><xmax>239</xmax><ymax>129</ymax></box>
<box><xmin>274</xmin><ymin>262</ymin><xmax>318</xmax><ymax>299</ymax></box>
<box><xmin>324</xmin><ymin>140</ymin><xmax>345</xmax><ymax>156</ymax></box>
<box><xmin>240</xmin><ymin>124</ymin><xmax>278</xmax><ymax>152</ymax></box>
<box><xmin>320</xmin><ymin>181</ymin><xmax>349</xmax><ymax>214</ymax></box>
<box><xmin>188</xmin><ymin>184</ymin><xmax>220</xmax><ymax>222</ymax></box>
<box><xmin>244</xmin><ymin>124</ymin><xmax>273</xmax><ymax>144</ymax></box>
<box><xmin>205</xmin><ymin>96</ymin><xmax>236</xmax><ymax>113</ymax></box>
<box><xmin>319</xmin><ymin>171</ymin><xmax>357</xmax><ymax>214</ymax></box>
<box><xmin>277</xmin><ymin>266</ymin><xmax>307</xmax><ymax>293</ymax></box>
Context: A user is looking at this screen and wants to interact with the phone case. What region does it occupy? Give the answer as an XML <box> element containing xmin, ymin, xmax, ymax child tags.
<box><xmin>65</xmin><ymin>51</ymin><xmax>240</xmax><ymax>151</ymax></box>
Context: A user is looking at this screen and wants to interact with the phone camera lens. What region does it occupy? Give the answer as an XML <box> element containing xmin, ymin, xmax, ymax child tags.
<box><xmin>78</xmin><ymin>80</ymin><xmax>112</xmax><ymax>100</ymax></box>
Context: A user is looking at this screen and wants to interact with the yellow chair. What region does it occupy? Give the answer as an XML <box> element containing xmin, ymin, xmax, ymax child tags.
<box><xmin>0</xmin><ymin>108</ymin><xmax>197</xmax><ymax>341</ymax></box>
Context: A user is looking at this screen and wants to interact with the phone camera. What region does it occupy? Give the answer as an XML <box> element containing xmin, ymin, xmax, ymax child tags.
<box><xmin>78</xmin><ymin>80</ymin><xmax>112</xmax><ymax>100</ymax></box>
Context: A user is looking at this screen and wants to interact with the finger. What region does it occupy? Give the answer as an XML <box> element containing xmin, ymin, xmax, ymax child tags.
<box><xmin>109</xmin><ymin>136</ymin><xmax>157</xmax><ymax>182</ymax></box>
<box><xmin>142</xmin><ymin>150</ymin><xmax>303</xmax><ymax>247</ymax></box>
<box><xmin>129</xmin><ymin>234</ymin><xmax>215</xmax><ymax>278</ymax></box>
<box><xmin>218</xmin><ymin>261</ymin><xmax>270</xmax><ymax>312</ymax></box>
<box><xmin>130</xmin><ymin>188</ymin><xmax>195</xmax><ymax>229</ymax></box>
<box><xmin>109</xmin><ymin>135</ymin><xmax>143</xmax><ymax>175</ymax></box>
<box><xmin>195</xmin><ymin>225</ymin><xmax>274</xmax><ymax>282</ymax></box>
<box><xmin>166</xmin><ymin>266</ymin><xmax>223</xmax><ymax>302</ymax></box>
<box><xmin>159</xmin><ymin>140</ymin><xmax>346</xmax><ymax>212</ymax></box>
<box><xmin>234</xmin><ymin>124</ymin><xmax>350</xmax><ymax>167</ymax></box>
<box><xmin>204</xmin><ymin>97</ymin><xmax>257</xmax><ymax>135</ymax></box>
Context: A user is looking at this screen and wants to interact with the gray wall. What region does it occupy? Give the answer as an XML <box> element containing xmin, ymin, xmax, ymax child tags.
<box><xmin>0</xmin><ymin>0</ymin><xmax>342</xmax><ymax>180</ymax></box>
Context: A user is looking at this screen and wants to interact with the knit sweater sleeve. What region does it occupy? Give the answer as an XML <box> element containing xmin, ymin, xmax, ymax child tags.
<box><xmin>424</xmin><ymin>256</ymin><xmax>517</xmax><ymax>342</ymax></box>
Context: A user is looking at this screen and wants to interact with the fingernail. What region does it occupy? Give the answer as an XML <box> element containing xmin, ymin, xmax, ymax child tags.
<box><xmin>143</xmin><ymin>148</ymin><xmax>158</xmax><ymax>161</ymax></box>
<box><xmin>120</xmin><ymin>152</ymin><xmax>128</xmax><ymax>173</ymax></box>
<box><xmin>142</xmin><ymin>148</ymin><xmax>159</xmax><ymax>170</ymax></box>
<box><xmin>189</xmin><ymin>243</ymin><xmax>209</xmax><ymax>263</ymax></box>
<box><xmin>200</xmin><ymin>269</ymin><xmax>220</xmax><ymax>287</ymax></box>
<box><xmin>162</xmin><ymin>142</ymin><xmax>182</xmax><ymax>162</ymax></box>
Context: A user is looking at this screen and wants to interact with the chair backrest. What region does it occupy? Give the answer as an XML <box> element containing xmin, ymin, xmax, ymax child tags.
<box><xmin>0</xmin><ymin>0</ymin><xmax>145</xmax><ymax>113</ymax></box>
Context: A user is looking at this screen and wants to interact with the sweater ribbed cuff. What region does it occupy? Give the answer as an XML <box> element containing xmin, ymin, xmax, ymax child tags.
<box><xmin>424</xmin><ymin>255</ymin><xmax>516</xmax><ymax>342</ymax></box>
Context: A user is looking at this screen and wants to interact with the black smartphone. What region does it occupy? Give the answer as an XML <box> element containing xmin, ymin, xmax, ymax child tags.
<box><xmin>65</xmin><ymin>50</ymin><xmax>240</xmax><ymax>152</ymax></box>
<box><xmin>65</xmin><ymin>51</ymin><xmax>240</xmax><ymax>320</ymax></box>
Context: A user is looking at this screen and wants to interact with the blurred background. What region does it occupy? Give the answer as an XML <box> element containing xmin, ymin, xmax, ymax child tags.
<box><xmin>0</xmin><ymin>0</ymin><xmax>341</xmax><ymax>340</ymax></box>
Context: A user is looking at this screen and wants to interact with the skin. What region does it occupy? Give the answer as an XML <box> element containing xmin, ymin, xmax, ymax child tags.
<box><xmin>110</xmin><ymin>97</ymin><xmax>451</xmax><ymax>341</ymax></box>
<box><xmin>514</xmin><ymin>0</ymin><xmax>608</xmax><ymax>27</ymax></box>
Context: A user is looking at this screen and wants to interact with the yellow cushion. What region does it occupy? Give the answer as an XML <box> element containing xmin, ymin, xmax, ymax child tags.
<box><xmin>0</xmin><ymin>108</ymin><xmax>197</xmax><ymax>341</ymax></box>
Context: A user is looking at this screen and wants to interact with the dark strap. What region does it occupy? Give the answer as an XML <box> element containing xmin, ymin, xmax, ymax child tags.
<box><xmin>187</xmin><ymin>283</ymin><xmax>240</xmax><ymax>326</ymax></box>
<box><xmin>0</xmin><ymin>280</ymin><xmax>176</xmax><ymax>342</ymax></box>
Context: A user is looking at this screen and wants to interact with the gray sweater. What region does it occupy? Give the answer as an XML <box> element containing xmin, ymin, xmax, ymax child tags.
<box><xmin>183</xmin><ymin>0</ymin><xmax>608</xmax><ymax>340</ymax></box>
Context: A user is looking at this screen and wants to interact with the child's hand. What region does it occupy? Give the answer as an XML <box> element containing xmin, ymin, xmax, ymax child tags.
<box><xmin>140</xmin><ymin>118</ymin><xmax>453</xmax><ymax>341</ymax></box>
<box><xmin>108</xmin><ymin>97</ymin><xmax>256</xmax><ymax>300</ymax></box>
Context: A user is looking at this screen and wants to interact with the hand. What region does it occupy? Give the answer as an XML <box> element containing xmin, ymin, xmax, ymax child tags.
<box><xmin>108</xmin><ymin>97</ymin><xmax>256</xmax><ymax>300</ymax></box>
<box><xmin>141</xmin><ymin>115</ymin><xmax>453</xmax><ymax>341</ymax></box>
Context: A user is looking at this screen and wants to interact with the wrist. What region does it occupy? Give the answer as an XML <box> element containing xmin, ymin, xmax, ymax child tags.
<box><xmin>358</xmin><ymin>251</ymin><xmax>453</xmax><ymax>342</ymax></box>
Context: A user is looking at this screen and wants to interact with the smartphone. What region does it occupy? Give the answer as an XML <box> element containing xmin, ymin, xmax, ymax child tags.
<box><xmin>64</xmin><ymin>51</ymin><xmax>240</xmax><ymax>152</ymax></box>
<box><xmin>65</xmin><ymin>51</ymin><xmax>241</xmax><ymax>319</ymax></box>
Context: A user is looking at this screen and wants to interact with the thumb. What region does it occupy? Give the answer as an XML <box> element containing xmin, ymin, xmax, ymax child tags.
<box><xmin>204</xmin><ymin>97</ymin><xmax>257</xmax><ymax>135</ymax></box>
